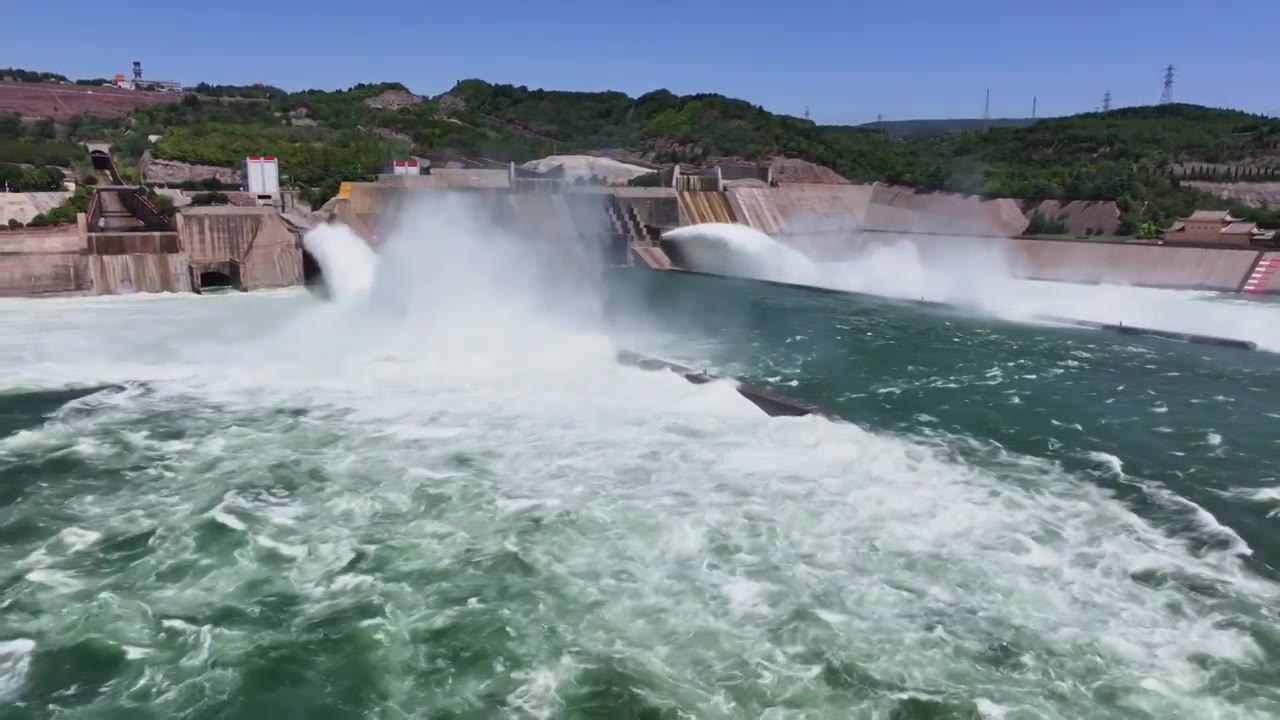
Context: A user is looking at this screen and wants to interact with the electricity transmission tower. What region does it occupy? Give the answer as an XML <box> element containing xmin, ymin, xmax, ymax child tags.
<box><xmin>983</xmin><ymin>88</ymin><xmax>991</xmax><ymax>120</ymax></box>
<box><xmin>1102</xmin><ymin>90</ymin><xmax>1112</xmax><ymax>112</ymax></box>
<box><xmin>1160</xmin><ymin>65</ymin><xmax>1175</xmax><ymax>104</ymax></box>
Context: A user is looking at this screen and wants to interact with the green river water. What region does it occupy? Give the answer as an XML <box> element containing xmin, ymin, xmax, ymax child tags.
<box><xmin>1</xmin><ymin>260</ymin><xmax>1279</xmax><ymax>719</ymax></box>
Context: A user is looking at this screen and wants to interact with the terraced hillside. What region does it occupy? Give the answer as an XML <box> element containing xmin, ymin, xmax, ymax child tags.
<box><xmin>3</xmin><ymin>68</ymin><xmax>1280</xmax><ymax>229</ymax></box>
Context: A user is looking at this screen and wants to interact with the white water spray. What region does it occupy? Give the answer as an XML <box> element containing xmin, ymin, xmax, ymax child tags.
<box><xmin>301</xmin><ymin>223</ymin><xmax>378</xmax><ymax>304</ymax></box>
<box><xmin>665</xmin><ymin>223</ymin><xmax>818</xmax><ymax>285</ymax></box>
<box><xmin>665</xmin><ymin>222</ymin><xmax>1280</xmax><ymax>352</ymax></box>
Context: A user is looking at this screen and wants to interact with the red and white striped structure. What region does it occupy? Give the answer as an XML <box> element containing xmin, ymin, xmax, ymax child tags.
<box><xmin>243</xmin><ymin>156</ymin><xmax>280</xmax><ymax>194</ymax></box>
<box><xmin>1242</xmin><ymin>252</ymin><xmax>1280</xmax><ymax>294</ymax></box>
<box><xmin>386</xmin><ymin>159</ymin><xmax>420</xmax><ymax>176</ymax></box>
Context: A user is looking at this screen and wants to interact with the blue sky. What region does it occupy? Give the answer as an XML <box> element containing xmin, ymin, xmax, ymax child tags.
<box><xmin>4</xmin><ymin>0</ymin><xmax>1277</xmax><ymax>124</ymax></box>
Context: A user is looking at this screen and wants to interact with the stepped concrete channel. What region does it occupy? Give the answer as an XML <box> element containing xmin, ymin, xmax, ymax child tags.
<box><xmin>4</xmin><ymin>164</ymin><xmax>1279</xmax><ymax>297</ymax></box>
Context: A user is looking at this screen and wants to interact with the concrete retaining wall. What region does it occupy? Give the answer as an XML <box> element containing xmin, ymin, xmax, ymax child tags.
<box><xmin>0</xmin><ymin>192</ymin><xmax>72</xmax><ymax>226</ymax></box>
<box><xmin>832</xmin><ymin>233</ymin><xmax>1261</xmax><ymax>292</ymax></box>
<box><xmin>87</xmin><ymin>232</ymin><xmax>181</xmax><ymax>255</ymax></box>
<box><xmin>177</xmin><ymin>207</ymin><xmax>303</xmax><ymax>290</ymax></box>
<box><xmin>0</xmin><ymin>254</ymin><xmax>89</xmax><ymax>296</ymax></box>
<box><xmin>868</xmin><ymin>186</ymin><xmax>1028</xmax><ymax>236</ymax></box>
<box><xmin>1007</xmin><ymin>238</ymin><xmax>1257</xmax><ymax>291</ymax></box>
<box><xmin>0</xmin><ymin>225</ymin><xmax>86</xmax><ymax>254</ymax></box>
<box><xmin>240</xmin><ymin>247</ymin><xmax>304</xmax><ymax>290</ymax></box>
<box><xmin>90</xmin><ymin>254</ymin><xmax>191</xmax><ymax>294</ymax></box>
<box><xmin>613</xmin><ymin>188</ymin><xmax>679</xmax><ymax>229</ymax></box>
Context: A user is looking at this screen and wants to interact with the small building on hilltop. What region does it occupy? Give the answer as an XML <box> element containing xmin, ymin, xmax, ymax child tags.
<box><xmin>1162</xmin><ymin>210</ymin><xmax>1275</xmax><ymax>246</ymax></box>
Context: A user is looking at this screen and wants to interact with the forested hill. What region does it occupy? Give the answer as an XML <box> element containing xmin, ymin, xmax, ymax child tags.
<box><xmin>855</xmin><ymin>117</ymin><xmax>1038</xmax><ymax>139</ymax></box>
<box><xmin>3</xmin><ymin>74</ymin><xmax>1280</xmax><ymax>225</ymax></box>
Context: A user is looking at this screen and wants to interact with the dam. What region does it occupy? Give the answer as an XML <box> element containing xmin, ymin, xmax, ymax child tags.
<box><xmin>325</xmin><ymin>170</ymin><xmax>1280</xmax><ymax>296</ymax></box>
<box><xmin>3</xmin><ymin>159</ymin><xmax>1280</xmax><ymax>299</ymax></box>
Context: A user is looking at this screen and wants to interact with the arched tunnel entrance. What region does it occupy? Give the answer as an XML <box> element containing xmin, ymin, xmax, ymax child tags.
<box><xmin>198</xmin><ymin>271</ymin><xmax>234</xmax><ymax>292</ymax></box>
<box><xmin>88</xmin><ymin>149</ymin><xmax>121</xmax><ymax>185</ymax></box>
<box><xmin>190</xmin><ymin>261</ymin><xmax>240</xmax><ymax>294</ymax></box>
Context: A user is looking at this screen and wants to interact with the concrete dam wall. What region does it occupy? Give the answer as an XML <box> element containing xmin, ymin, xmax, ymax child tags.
<box><xmin>678</xmin><ymin>191</ymin><xmax>737</xmax><ymax>225</ymax></box>
<box><xmin>0</xmin><ymin>254</ymin><xmax>90</xmax><ymax>296</ymax></box>
<box><xmin>1008</xmin><ymin>238</ymin><xmax>1257</xmax><ymax>291</ymax></box>
<box><xmin>0</xmin><ymin>225</ymin><xmax>92</xmax><ymax>297</ymax></box>
<box><xmin>720</xmin><ymin>185</ymin><xmax>1266</xmax><ymax>292</ymax></box>
<box><xmin>89</xmin><ymin>254</ymin><xmax>191</xmax><ymax>294</ymax></box>
<box><xmin>324</xmin><ymin>177</ymin><xmax>1279</xmax><ymax>296</ymax></box>
<box><xmin>0</xmin><ymin>202</ymin><xmax>308</xmax><ymax>298</ymax></box>
<box><xmin>178</xmin><ymin>207</ymin><xmax>304</xmax><ymax>291</ymax></box>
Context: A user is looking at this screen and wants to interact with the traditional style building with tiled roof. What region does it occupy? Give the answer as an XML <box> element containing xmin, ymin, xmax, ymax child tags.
<box><xmin>1162</xmin><ymin>210</ymin><xmax>1275</xmax><ymax>246</ymax></box>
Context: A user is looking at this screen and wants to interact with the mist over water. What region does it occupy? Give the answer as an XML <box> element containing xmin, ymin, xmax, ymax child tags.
<box><xmin>666</xmin><ymin>222</ymin><xmax>1280</xmax><ymax>352</ymax></box>
<box><xmin>1</xmin><ymin>195</ymin><xmax>1279</xmax><ymax>717</ymax></box>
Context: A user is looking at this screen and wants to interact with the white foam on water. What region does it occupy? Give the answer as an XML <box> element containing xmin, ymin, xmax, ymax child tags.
<box><xmin>0</xmin><ymin>193</ymin><xmax>1276</xmax><ymax>717</ymax></box>
<box><xmin>665</xmin><ymin>223</ymin><xmax>1280</xmax><ymax>352</ymax></box>
<box><xmin>0</xmin><ymin>639</ymin><xmax>35</xmax><ymax>701</ymax></box>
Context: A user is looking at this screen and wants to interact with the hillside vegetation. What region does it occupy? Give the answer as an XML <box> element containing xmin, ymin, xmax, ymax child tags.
<box><xmin>856</xmin><ymin>117</ymin><xmax>1038</xmax><ymax>139</ymax></box>
<box><xmin>2</xmin><ymin>70</ymin><xmax>1280</xmax><ymax>225</ymax></box>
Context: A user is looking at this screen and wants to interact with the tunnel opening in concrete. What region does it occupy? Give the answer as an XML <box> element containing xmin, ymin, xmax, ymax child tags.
<box><xmin>301</xmin><ymin>247</ymin><xmax>328</xmax><ymax>298</ymax></box>
<box><xmin>198</xmin><ymin>271</ymin><xmax>234</xmax><ymax>293</ymax></box>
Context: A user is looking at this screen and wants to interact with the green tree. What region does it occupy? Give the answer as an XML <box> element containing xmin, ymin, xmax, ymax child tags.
<box><xmin>190</xmin><ymin>191</ymin><xmax>230</xmax><ymax>206</ymax></box>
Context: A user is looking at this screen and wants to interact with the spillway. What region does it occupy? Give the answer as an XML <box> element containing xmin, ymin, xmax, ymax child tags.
<box><xmin>2</xmin><ymin>193</ymin><xmax>1279</xmax><ymax>718</ymax></box>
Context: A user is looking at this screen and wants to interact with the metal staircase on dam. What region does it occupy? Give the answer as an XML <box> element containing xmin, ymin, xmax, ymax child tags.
<box><xmin>86</xmin><ymin>187</ymin><xmax>173</xmax><ymax>234</ymax></box>
<box><xmin>95</xmin><ymin>189</ymin><xmax>146</xmax><ymax>231</ymax></box>
<box><xmin>605</xmin><ymin>197</ymin><xmax>672</xmax><ymax>269</ymax></box>
<box><xmin>606</xmin><ymin>198</ymin><xmax>657</xmax><ymax>245</ymax></box>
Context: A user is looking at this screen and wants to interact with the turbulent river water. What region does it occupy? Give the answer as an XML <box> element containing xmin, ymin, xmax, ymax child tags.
<box><xmin>3</xmin><ymin>211</ymin><xmax>1280</xmax><ymax>718</ymax></box>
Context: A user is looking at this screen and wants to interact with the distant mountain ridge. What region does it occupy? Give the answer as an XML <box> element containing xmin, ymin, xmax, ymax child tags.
<box><xmin>855</xmin><ymin>117</ymin><xmax>1039</xmax><ymax>139</ymax></box>
<box><xmin>2</xmin><ymin>69</ymin><xmax>1280</xmax><ymax>230</ymax></box>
